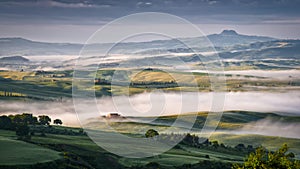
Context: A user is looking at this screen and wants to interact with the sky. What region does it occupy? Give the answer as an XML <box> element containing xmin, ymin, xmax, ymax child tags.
<box><xmin>0</xmin><ymin>0</ymin><xmax>300</xmax><ymax>43</ymax></box>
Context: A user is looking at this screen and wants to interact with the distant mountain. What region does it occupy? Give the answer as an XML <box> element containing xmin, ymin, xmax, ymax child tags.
<box><xmin>0</xmin><ymin>30</ymin><xmax>277</xmax><ymax>56</ymax></box>
<box><xmin>115</xmin><ymin>30</ymin><xmax>277</xmax><ymax>55</ymax></box>
<box><xmin>0</xmin><ymin>56</ymin><xmax>29</xmax><ymax>62</ymax></box>
<box><xmin>220</xmin><ymin>30</ymin><xmax>238</xmax><ymax>35</ymax></box>
<box><xmin>207</xmin><ymin>30</ymin><xmax>276</xmax><ymax>47</ymax></box>
<box><xmin>123</xmin><ymin>30</ymin><xmax>276</xmax><ymax>53</ymax></box>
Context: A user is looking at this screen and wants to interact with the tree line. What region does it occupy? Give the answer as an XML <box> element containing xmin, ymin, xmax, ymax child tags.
<box><xmin>0</xmin><ymin>113</ymin><xmax>63</xmax><ymax>140</ymax></box>
<box><xmin>145</xmin><ymin>129</ymin><xmax>255</xmax><ymax>156</ymax></box>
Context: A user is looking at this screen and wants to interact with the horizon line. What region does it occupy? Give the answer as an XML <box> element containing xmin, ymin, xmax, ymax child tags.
<box><xmin>0</xmin><ymin>29</ymin><xmax>292</xmax><ymax>44</ymax></box>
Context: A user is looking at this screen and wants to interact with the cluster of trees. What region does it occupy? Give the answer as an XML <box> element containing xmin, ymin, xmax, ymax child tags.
<box><xmin>180</xmin><ymin>133</ymin><xmax>255</xmax><ymax>154</ymax></box>
<box><xmin>95</xmin><ymin>78</ymin><xmax>179</xmax><ymax>89</ymax></box>
<box><xmin>145</xmin><ymin>129</ymin><xmax>159</xmax><ymax>138</ymax></box>
<box><xmin>131</xmin><ymin>160</ymin><xmax>232</xmax><ymax>169</ymax></box>
<box><xmin>0</xmin><ymin>113</ymin><xmax>59</xmax><ymax>127</ymax></box>
<box><xmin>0</xmin><ymin>113</ymin><xmax>62</xmax><ymax>139</ymax></box>
<box><xmin>30</xmin><ymin>125</ymin><xmax>86</xmax><ymax>136</ymax></box>
<box><xmin>145</xmin><ymin>130</ymin><xmax>255</xmax><ymax>156</ymax></box>
<box><xmin>1</xmin><ymin>90</ymin><xmax>14</xmax><ymax>97</ymax></box>
<box><xmin>233</xmin><ymin>144</ymin><xmax>300</xmax><ymax>169</ymax></box>
<box><xmin>178</xmin><ymin>160</ymin><xmax>232</xmax><ymax>169</ymax></box>
<box><xmin>94</xmin><ymin>78</ymin><xmax>111</xmax><ymax>85</ymax></box>
<box><xmin>130</xmin><ymin>81</ymin><xmax>179</xmax><ymax>88</ymax></box>
<box><xmin>0</xmin><ymin>90</ymin><xmax>25</xmax><ymax>97</ymax></box>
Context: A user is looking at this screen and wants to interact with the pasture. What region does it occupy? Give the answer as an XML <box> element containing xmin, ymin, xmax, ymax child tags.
<box><xmin>0</xmin><ymin>130</ymin><xmax>61</xmax><ymax>166</ymax></box>
<box><xmin>0</xmin><ymin>111</ymin><xmax>299</xmax><ymax>168</ymax></box>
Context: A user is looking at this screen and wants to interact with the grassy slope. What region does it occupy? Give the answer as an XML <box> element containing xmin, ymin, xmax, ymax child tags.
<box><xmin>210</xmin><ymin>133</ymin><xmax>300</xmax><ymax>157</ymax></box>
<box><xmin>0</xmin><ymin>128</ymin><xmax>244</xmax><ymax>168</ymax></box>
<box><xmin>119</xmin><ymin>147</ymin><xmax>244</xmax><ymax>167</ymax></box>
<box><xmin>84</xmin><ymin>111</ymin><xmax>300</xmax><ymax>166</ymax></box>
<box><xmin>0</xmin><ymin>130</ymin><xmax>61</xmax><ymax>166</ymax></box>
<box><xmin>0</xmin><ymin>112</ymin><xmax>299</xmax><ymax>168</ymax></box>
<box><xmin>87</xmin><ymin>111</ymin><xmax>300</xmax><ymax>133</ymax></box>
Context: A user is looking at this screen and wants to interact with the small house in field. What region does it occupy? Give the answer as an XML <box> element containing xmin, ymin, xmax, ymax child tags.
<box><xmin>106</xmin><ymin>113</ymin><xmax>121</xmax><ymax>118</ymax></box>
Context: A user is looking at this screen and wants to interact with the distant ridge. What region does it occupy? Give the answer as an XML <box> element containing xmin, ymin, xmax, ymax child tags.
<box><xmin>0</xmin><ymin>37</ymin><xmax>31</xmax><ymax>42</ymax></box>
<box><xmin>0</xmin><ymin>30</ymin><xmax>277</xmax><ymax>56</ymax></box>
<box><xmin>0</xmin><ymin>56</ymin><xmax>29</xmax><ymax>62</ymax></box>
<box><xmin>205</xmin><ymin>30</ymin><xmax>276</xmax><ymax>47</ymax></box>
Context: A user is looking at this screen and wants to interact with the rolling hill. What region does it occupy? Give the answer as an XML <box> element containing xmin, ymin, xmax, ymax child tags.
<box><xmin>0</xmin><ymin>30</ymin><xmax>277</xmax><ymax>56</ymax></box>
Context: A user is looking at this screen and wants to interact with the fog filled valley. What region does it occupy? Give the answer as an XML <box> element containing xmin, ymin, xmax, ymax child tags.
<box><xmin>0</xmin><ymin>30</ymin><xmax>300</xmax><ymax>169</ymax></box>
<box><xmin>1</xmin><ymin>92</ymin><xmax>300</xmax><ymax>127</ymax></box>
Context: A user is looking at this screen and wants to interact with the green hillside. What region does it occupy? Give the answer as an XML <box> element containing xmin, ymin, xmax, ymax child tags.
<box><xmin>0</xmin><ymin>132</ymin><xmax>61</xmax><ymax>166</ymax></box>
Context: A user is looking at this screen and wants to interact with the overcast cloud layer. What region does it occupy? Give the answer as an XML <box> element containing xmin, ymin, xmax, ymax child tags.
<box><xmin>0</xmin><ymin>0</ymin><xmax>300</xmax><ymax>42</ymax></box>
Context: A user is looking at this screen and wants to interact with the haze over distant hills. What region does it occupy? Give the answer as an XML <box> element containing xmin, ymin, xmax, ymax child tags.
<box><xmin>1</xmin><ymin>30</ymin><xmax>300</xmax><ymax>72</ymax></box>
<box><xmin>0</xmin><ymin>30</ymin><xmax>277</xmax><ymax>56</ymax></box>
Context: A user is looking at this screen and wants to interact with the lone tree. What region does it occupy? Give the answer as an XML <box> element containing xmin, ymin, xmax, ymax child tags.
<box><xmin>232</xmin><ymin>144</ymin><xmax>300</xmax><ymax>169</ymax></box>
<box><xmin>145</xmin><ymin>129</ymin><xmax>159</xmax><ymax>138</ymax></box>
<box><xmin>53</xmin><ymin>119</ymin><xmax>63</xmax><ymax>125</ymax></box>
<box><xmin>38</xmin><ymin>115</ymin><xmax>51</xmax><ymax>125</ymax></box>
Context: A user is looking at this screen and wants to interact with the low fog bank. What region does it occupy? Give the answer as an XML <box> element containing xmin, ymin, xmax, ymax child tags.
<box><xmin>0</xmin><ymin>91</ymin><xmax>299</xmax><ymax>127</ymax></box>
<box><xmin>192</xmin><ymin>69</ymin><xmax>300</xmax><ymax>79</ymax></box>
<box><xmin>25</xmin><ymin>55</ymin><xmax>78</xmax><ymax>62</ymax></box>
<box><xmin>206</xmin><ymin>118</ymin><xmax>300</xmax><ymax>139</ymax></box>
<box><xmin>232</xmin><ymin>118</ymin><xmax>300</xmax><ymax>139</ymax></box>
<box><xmin>0</xmin><ymin>100</ymin><xmax>80</xmax><ymax>126</ymax></box>
<box><xmin>97</xmin><ymin>91</ymin><xmax>300</xmax><ymax>116</ymax></box>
